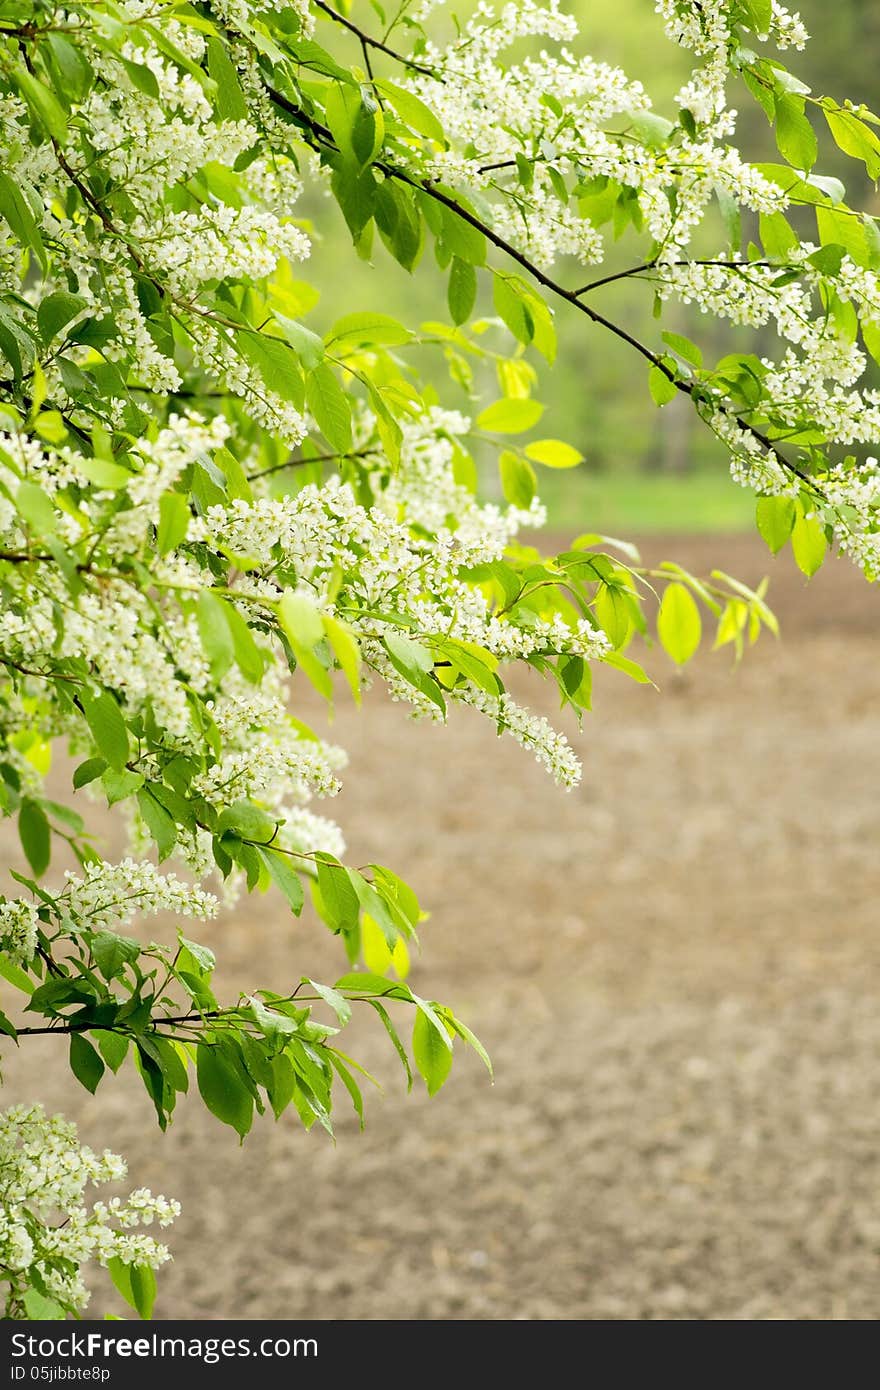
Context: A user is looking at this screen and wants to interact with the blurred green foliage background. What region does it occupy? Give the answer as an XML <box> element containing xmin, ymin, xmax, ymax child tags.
<box><xmin>302</xmin><ymin>0</ymin><xmax>880</xmax><ymax>531</ymax></box>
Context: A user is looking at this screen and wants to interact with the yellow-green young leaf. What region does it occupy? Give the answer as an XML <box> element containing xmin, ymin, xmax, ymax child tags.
<box><xmin>657</xmin><ymin>581</ymin><xmax>702</xmax><ymax>665</ymax></box>
<box><xmin>791</xmin><ymin>507</ymin><xmax>827</xmax><ymax>577</ymax></box>
<box><xmin>755</xmin><ymin>495</ymin><xmax>796</xmax><ymax>554</ymax></box>
<box><xmin>77</xmin><ymin>456</ymin><xmax>132</xmax><ymax>489</ymax></box>
<box><xmin>16</xmin><ymin>481</ymin><xmax>56</xmax><ymax>537</ymax></box>
<box><xmin>279</xmin><ymin>592</ymin><xmax>324</xmax><ymax>650</ymax></box>
<box><xmin>476</xmin><ymin>398</ymin><xmax>544</xmax><ymax>434</ymax></box>
<box><xmin>713</xmin><ymin>599</ymin><xmax>749</xmax><ymax>656</ymax></box>
<box><xmin>325</xmin><ymin>311</ymin><xmax>412</xmax><ymax>349</ymax></box>
<box><xmin>412</xmin><ymin>1006</ymin><xmax>453</xmax><ymax>1096</ymax></box>
<box><xmin>594</xmin><ymin>584</ymin><xmax>630</xmax><ymax>649</ymax></box>
<box><xmin>524</xmin><ymin>439</ymin><xmax>584</xmax><ymax>469</ymax></box>
<box><xmin>322</xmin><ymin>613</ymin><xmax>362</xmax><ymax>703</ymax></box>
<box><xmin>362</xmin><ymin>913</ymin><xmax>410</xmax><ymax>978</ymax></box>
<box><xmin>648</xmin><ymin>366</ymin><xmax>677</xmax><ymax>406</ymax></box>
<box><xmin>499</xmin><ymin>451</ymin><xmax>536</xmax><ymax>508</ymax></box>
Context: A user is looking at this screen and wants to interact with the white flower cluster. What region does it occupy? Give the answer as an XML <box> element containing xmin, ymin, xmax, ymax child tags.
<box><xmin>399</xmin><ymin>0</ymin><xmax>799</xmax><ymax>268</ymax></box>
<box><xmin>0</xmin><ymin>900</ymin><xmax>39</xmax><ymax>967</ymax></box>
<box><xmin>191</xmin><ymin>465</ymin><xmax>605</xmax><ymax>783</ymax></box>
<box><xmin>59</xmin><ymin>860</ymin><xmax>218</xmax><ymax>932</ymax></box>
<box><xmin>0</xmin><ymin>1104</ymin><xmax>178</xmax><ymax>1318</ymax></box>
<box><xmin>133</xmin><ymin>206</ymin><xmax>309</xmax><ymax>298</ymax></box>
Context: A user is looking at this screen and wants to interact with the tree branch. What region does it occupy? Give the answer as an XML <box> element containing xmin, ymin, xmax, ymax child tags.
<box><xmin>263</xmin><ymin>81</ymin><xmax>819</xmax><ymax>496</ymax></box>
<box><xmin>312</xmin><ymin>0</ymin><xmax>438</xmax><ymax>77</ymax></box>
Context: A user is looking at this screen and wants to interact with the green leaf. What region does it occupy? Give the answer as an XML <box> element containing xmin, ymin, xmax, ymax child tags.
<box><xmin>197</xmin><ymin>589</ymin><xmax>234</xmax><ymax>683</ymax></box>
<box><xmin>97</xmin><ymin>1031</ymin><xmax>129</xmax><ymax>1074</ymax></box>
<box><xmin>755</xmin><ymin>495</ymin><xmax>796</xmax><ymax>553</ymax></box>
<box><xmin>16</xmin><ymin>480</ymin><xmax>57</xmax><ymax>537</ymax></box>
<box><xmin>315</xmin><ymin>855</ymin><xmax>360</xmax><ymax>932</ymax></box>
<box><xmin>660</xmin><ymin>331</ymin><xmax>703</xmax><ymax>368</ymax></box>
<box><xmin>328</xmin><ymin>1051</ymin><xmax>365</xmax><ymax>1127</ymax></box>
<box><xmin>306</xmin><ymin>978</ymin><xmax>353</xmax><ymax>1025</ymax></box>
<box><xmin>217</xmin><ymin>800</ymin><xmax>276</xmax><ymax>841</ymax></box>
<box><xmin>108</xmin><ymin>1258</ymin><xmax>157</xmax><ymax>1321</ymax></box>
<box><xmin>69</xmin><ymin>1033</ymin><xmax>105</xmax><ymax>1094</ymax></box>
<box><xmin>12</xmin><ymin>67</ymin><xmax>68</xmax><ymax>144</ymax></box>
<box><xmin>448</xmin><ymin>256</ymin><xmax>477</xmax><ymax>326</ymax></box>
<box><xmin>0</xmin><ymin>171</ymin><xmax>46</xmax><ymax>270</ymax></box>
<box><xmin>102</xmin><ymin>767</ymin><xmax>143</xmax><ymax>806</ymax></box>
<box><xmin>823</xmin><ymin>106</ymin><xmax>880</xmax><ymax>181</ymax></box>
<box><xmin>648</xmin><ymin>366</ymin><xmax>678</xmax><ymax>406</ymax></box>
<box><xmin>37</xmin><ymin>291</ymin><xmax>85</xmax><ymax>346</ymax></box>
<box><xmin>22</xmin><ymin>1290</ymin><xmax>64</xmax><ymax>1320</ymax></box>
<box><xmin>775</xmin><ymin>94</ymin><xmax>817</xmax><ymax>171</ymax></box>
<box><xmin>157</xmin><ymin>492</ymin><xmax>190</xmax><ymax>556</ymax></box>
<box><xmin>121</xmin><ymin>57</ymin><xmax>160</xmax><ymax>99</ymax></box>
<box><xmin>657</xmin><ymin>582</ymin><xmax>702</xmax><ymax>665</ymax></box>
<box><xmin>476</xmin><ymin>398</ymin><xmax>544</xmax><ymax>434</ymax></box>
<box><xmin>383</xmin><ymin>630</ymin><xmax>433</xmax><ymax>674</ymax></box>
<box><xmin>524</xmin><ymin>439</ymin><xmax>583</xmax><ymax>469</ymax></box>
<box><xmin>80</xmin><ymin>689</ymin><xmax>129</xmax><ymax>772</ymax></box>
<box><xmin>499</xmin><ymin>450</ymin><xmax>536</xmax><ymax>508</ymax></box>
<box><xmin>629</xmin><ymin>109</ymin><xmax>674</xmax><ymax>148</ymax></box>
<box><xmin>274</xmin><ymin>313</ymin><xmax>325</xmax><ymax>370</ymax></box>
<box><xmin>594</xmin><ymin>584</ymin><xmax>630</xmax><ymax>649</ymax></box>
<box><xmin>493</xmin><ymin>274</ymin><xmax>533</xmax><ymax>345</ymax></box>
<box><xmin>224</xmin><ymin>602</ymin><xmax>264</xmax><ymax>684</ymax></box>
<box><xmin>18</xmin><ymin>798</ymin><xmax>50</xmax><ymax>876</ymax></box>
<box><xmin>367</xmin><ymin>999</ymin><xmax>413</xmax><ymax>1089</ymax></box>
<box><xmin>279</xmin><ymin>591</ymin><xmax>324</xmax><ymax>650</ymax></box>
<box><xmin>136</xmin><ymin>788</ymin><xmax>177</xmax><ymax>861</ymax></box>
<box><xmin>806</xmin><ymin>243</ymin><xmax>846</xmax><ymax>277</ymax></box>
<box><xmin>742</xmin><ymin>0</ymin><xmax>772</xmax><ymax>31</ymax></box>
<box><xmin>197</xmin><ymin>1041</ymin><xmax>254</xmax><ymax>1138</ymax></box>
<box><xmin>305</xmin><ymin>363</ymin><xmax>353</xmax><ymax>454</ymax></box>
<box><xmin>91</xmin><ymin>930</ymin><xmax>140</xmax><ymax>981</ymax></box>
<box><xmin>205</xmin><ymin>36</ymin><xmax>248</xmax><ymax>120</ymax></box>
<box><xmin>322</xmin><ymin>613</ymin><xmax>361</xmax><ymax>703</ymax></box>
<box><xmin>791</xmin><ymin>506</ymin><xmax>827</xmax><ymax>577</ymax></box>
<box><xmin>413</xmin><ymin>1006</ymin><xmax>453</xmax><ymax>1096</ymax></box>
<box><xmin>603</xmin><ymin>651</ymin><xmax>655</xmax><ymax>684</ymax></box>
<box><xmin>257</xmin><ymin>847</ymin><xmax>304</xmax><ymax>914</ymax></box>
<box><xmin>376</xmin><ymin>79</ymin><xmax>445</xmax><ymax>142</ymax></box>
<box><xmin>0</xmin><ymin>954</ymin><xmax>34</xmax><ymax>994</ymax></box>
<box><xmin>325</xmin><ymin>312</ymin><xmax>412</xmax><ymax>349</ymax></box>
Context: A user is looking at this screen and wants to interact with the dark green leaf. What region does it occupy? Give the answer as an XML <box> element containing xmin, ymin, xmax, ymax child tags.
<box><xmin>197</xmin><ymin>1040</ymin><xmax>254</xmax><ymax>1138</ymax></box>
<box><xmin>69</xmin><ymin>1033</ymin><xmax>105</xmax><ymax>1094</ymax></box>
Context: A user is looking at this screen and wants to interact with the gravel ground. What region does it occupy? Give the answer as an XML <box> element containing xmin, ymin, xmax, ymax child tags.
<box><xmin>3</xmin><ymin>533</ymin><xmax>880</xmax><ymax>1320</ymax></box>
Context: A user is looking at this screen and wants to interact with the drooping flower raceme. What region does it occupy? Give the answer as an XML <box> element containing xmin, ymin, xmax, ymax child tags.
<box><xmin>0</xmin><ymin>1105</ymin><xmax>178</xmax><ymax>1319</ymax></box>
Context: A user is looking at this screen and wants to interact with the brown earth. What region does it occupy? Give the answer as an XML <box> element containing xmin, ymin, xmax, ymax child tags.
<box><xmin>3</xmin><ymin>532</ymin><xmax>880</xmax><ymax>1321</ymax></box>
